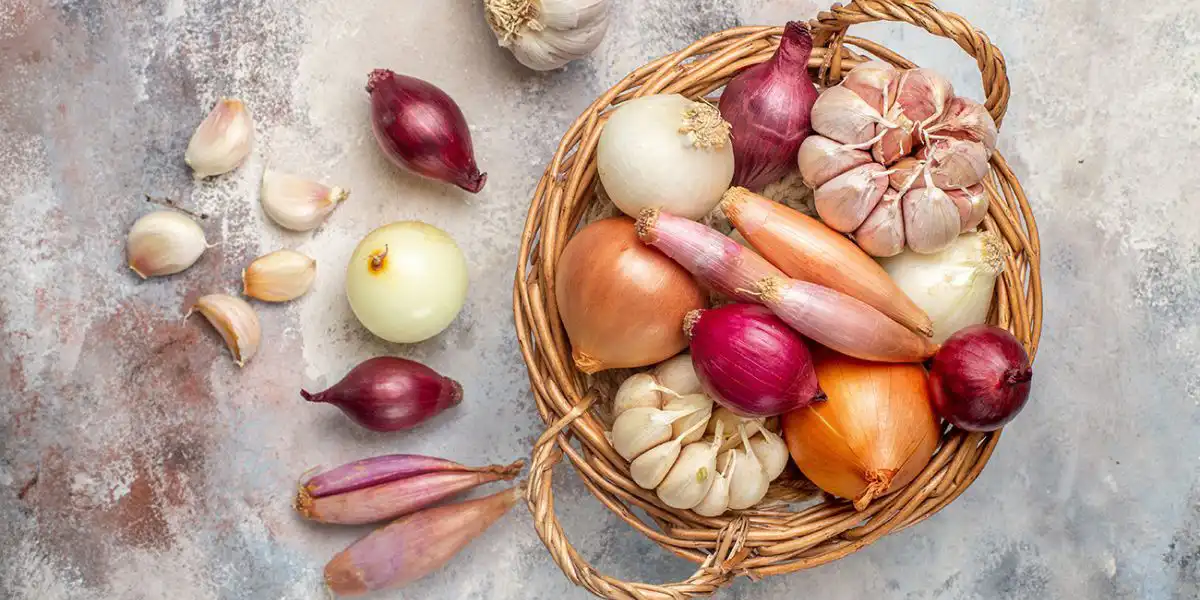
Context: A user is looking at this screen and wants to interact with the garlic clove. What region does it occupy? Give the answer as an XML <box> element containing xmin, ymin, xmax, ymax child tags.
<box><xmin>692</xmin><ymin>451</ymin><xmax>733</xmax><ymax>517</ymax></box>
<box><xmin>652</xmin><ymin>353</ymin><xmax>702</xmax><ymax>395</ymax></box>
<box><xmin>655</xmin><ymin>421</ymin><xmax>722</xmax><ymax>510</ymax></box>
<box><xmin>126</xmin><ymin>210</ymin><xmax>208</xmax><ymax>278</ymax></box>
<box><xmin>922</xmin><ymin>137</ymin><xmax>989</xmax><ymax>189</ymax></box>
<box><xmin>853</xmin><ymin>190</ymin><xmax>906</xmax><ymax>258</ymax></box>
<box><xmin>189</xmin><ymin>294</ymin><xmax>261</xmax><ymax>367</ymax></box>
<box><xmin>185</xmin><ymin>98</ymin><xmax>254</xmax><ymax>178</ymax></box>
<box><xmin>725</xmin><ymin>425</ymin><xmax>770</xmax><ymax>510</ymax></box>
<box><xmin>242</xmin><ymin>249</ymin><xmax>317</xmax><ymax>302</ymax></box>
<box><xmin>810</xmin><ymin>85</ymin><xmax>886</xmax><ymax>146</ymax></box>
<box><xmin>611</xmin><ymin>406</ymin><xmax>690</xmax><ymax>461</ymax></box>
<box><xmin>613</xmin><ymin>373</ymin><xmax>667</xmax><ymax>418</ymax></box>
<box><xmin>630</xmin><ymin>438</ymin><xmax>683</xmax><ymax>490</ymax></box>
<box><xmin>749</xmin><ymin>428</ymin><xmax>790</xmax><ymax>481</ymax></box>
<box><xmin>814</xmin><ymin>163</ymin><xmax>889</xmax><ymax>232</ymax></box>
<box><xmin>946</xmin><ymin>184</ymin><xmax>989</xmax><ymax>232</ymax></box>
<box><xmin>902</xmin><ymin>186</ymin><xmax>961</xmax><ymax>254</ymax></box>
<box><xmin>260</xmin><ymin>169</ymin><xmax>349</xmax><ymax>232</ymax></box>
<box><xmin>839</xmin><ymin>61</ymin><xmax>897</xmax><ymax>114</ymax></box>
<box><xmin>797</xmin><ymin>135</ymin><xmax>872</xmax><ymax>189</ymax></box>
<box><xmin>664</xmin><ymin>394</ymin><xmax>712</xmax><ymax>445</ymax></box>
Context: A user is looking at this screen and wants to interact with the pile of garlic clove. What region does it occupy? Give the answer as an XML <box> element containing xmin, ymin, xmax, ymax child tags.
<box><xmin>799</xmin><ymin>62</ymin><xmax>998</xmax><ymax>258</ymax></box>
<box><xmin>609</xmin><ymin>353</ymin><xmax>790</xmax><ymax>516</ymax></box>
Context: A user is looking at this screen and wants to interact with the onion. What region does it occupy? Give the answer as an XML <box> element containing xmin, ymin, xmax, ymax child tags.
<box><xmin>555</xmin><ymin>217</ymin><xmax>706</xmax><ymax>373</ymax></box>
<box><xmin>717</xmin><ymin>22</ymin><xmax>818</xmax><ymax>191</ymax></box>
<box><xmin>302</xmin><ymin>356</ymin><xmax>462</xmax><ymax>432</ymax></box>
<box><xmin>597</xmin><ymin>94</ymin><xmax>734</xmax><ymax>220</ymax></box>
<box><xmin>782</xmin><ymin>351</ymin><xmax>939</xmax><ymax>510</ymax></box>
<box><xmin>685</xmin><ymin>304</ymin><xmax>822</xmax><ymax>417</ymax></box>
<box><xmin>345</xmin><ymin>221</ymin><xmax>468</xmax><ymax>344</ymax></box>
<box><xmin>367</xmin><ymin>69</ymin><xmax>486</xmax><ymax>193</ymax></box>
<box><xmin>928</xmin><ymin>325</ymin><xmax>1033</xmax><ymax>431</ymax></box>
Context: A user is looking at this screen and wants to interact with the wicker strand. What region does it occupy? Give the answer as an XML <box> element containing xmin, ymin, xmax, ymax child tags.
<box><xmin>513</xmin><ymin>2</ymin><xmax>1039</xmax><ymax>597</ymax></box>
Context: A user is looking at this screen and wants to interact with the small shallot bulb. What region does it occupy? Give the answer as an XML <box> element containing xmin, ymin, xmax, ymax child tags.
<box><xmin>691</xmin><ymin>450</ymin><xmax>733</xmax><ymax>517</ymax></box>
<box><xmin>242</xmin><ymin>249</ymin><xmax>317</xmax><ymax>302</ymax></box>
<box><xmin>749</xmin><ymin>428</ymin><xmax>789</xmax><ymax>481</ymax></box>
<box><xmin>663</xmin><ymin>393</ymin><xmax>712</xmax><ymax>445</ymax></box>
<box><xmin>629</xmin><ymin>418</ymin><xmax>706</xmax><ymax>489</ymax></box>
<box><xmin>189</xmin><ymin>294</ymin><xmax>261</xmax><ymax>367</ymax></box>
<box><xmin>611</xmin><ymin>406</ymin><xmax>698</xmax><ymax>461</ymax></box>
<box><xmin>260</xmin><ymin>169</ymin><xmax>350</xmax><ymax>231</ymax></box>
<box><xmin>722</xmin><ymin>425</ymin><xmax>769</xmax><ymax>509</ymax></box>
<box><xmin>185</xmin><ymin>98</ymin><xmax>254</xmax><ymax>178</ymax></box>
<box><xmin>126</xmin><ymin>210</ymin><xmax>208</xmax><ymax>278</ymax></box>
<box><xmin>653</xmin><ymin>353</ymin><xmax>702</xmax><ymax>395</ymax></box>
<box><xmin>656</xmin><ymin>422</ymin><xmax>723</xmax><ymax>509</ymax></box>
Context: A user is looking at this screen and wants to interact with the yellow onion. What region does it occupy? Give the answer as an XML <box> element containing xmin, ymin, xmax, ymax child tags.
<box><xmin>782</xmin><ymin>350</ymin><xmax>939</xmax><ymax>510</ymax></box>
<box><xmin>555</xmin><ymin>217</ymin><xmax>706</xmax><ymax>374</ymax></box>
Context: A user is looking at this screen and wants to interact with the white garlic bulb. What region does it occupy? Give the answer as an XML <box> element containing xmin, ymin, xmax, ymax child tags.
<box><xmin>483</xmin><ymin>0</ymin><xmax>610</xmax><ymax>71</ymax></box>
<box><xmin>185</xmin><ymin>98</ymin><xmax>254</xmax><ymax>178</ymax></box>
<box><xmin>260</xmin><ymin>169</ymin><xmax>349</xmax><ymax>231</ymax></box>
<box><xmin>126</xmin><ymin>210</ymin><xmax>208</xmax><ymax>278</ymax></box>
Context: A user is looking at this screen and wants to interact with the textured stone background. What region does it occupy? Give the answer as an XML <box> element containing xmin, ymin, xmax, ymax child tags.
<box><xmin>2</xmin><ymin>0</ymin><xmax>1198</xmax><ymax>598</ymax></box>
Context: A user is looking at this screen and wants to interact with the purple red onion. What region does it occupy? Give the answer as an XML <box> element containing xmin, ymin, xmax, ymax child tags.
<box><xmin>685</xmin><ymin>303</ymin><xmax>823</xmax><ymax>417</ymax></box>
<box><xmin>367</xmin><ymin>69</ymin><xmax>487</xmax><ymax>193</ymax></box>
<box><xmin>718</xmin><ymin>22</ymin><xmax>819</xmax><ymax>191</ymax></box>
<box><xmin>928</xmin><ymin>324</ymin><xmax>1033</xmax><ymax>431</ymax></box>
<box><xmin>302</xmin><ymin>356</ymin><xmax>462</xmax><ymax>432</ymax></box>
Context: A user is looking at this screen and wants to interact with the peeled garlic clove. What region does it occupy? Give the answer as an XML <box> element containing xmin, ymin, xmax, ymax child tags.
<box><xmin>484</xmin><ymin>0</ymin><xmax>610</xmax><ymax>71</ymax></box>
<box><xmin>190</xmin><ymin>294</ymin><xmax>261</xmax><ymax>367</ymax></box>
<box><xmin>749</xmin><ymin>428</ymin><xmax>789</xmax><ymax>481</ymax></box>
<box><xmin>946</xmin><ymin>184</ymin><xmax>989</xmax><ymax>232</ymax></box>
<box><xmin>811</xmin><ymin>85</ymin><xmax>886</xmax><ymax>146</ymax></box>
<box><xmin>854</xmin><ymin>190</ymin><xmax>905</xmax><ymax>258</ymax></box>
<box><xmin>652</xmin><ymin>353</ymin><xmax>702</xmax><ymax>395</ymax></box>
<box><xmin>260</xmin><ymin>169</ymin><xmax>349</xmax><ymax>232</ymax></box>
<box><xmin>126</xmin><ymin>210</ymin><xmax>207</xmax><ymax>278</ymax></box>
<box><xmin>242</xmin><ymin>249</ymin><xmax>317</xmax><ymax>302</ymax></box>
<box><xmin>185</xmin><ymin>98</ymin><xmax>254</xmax><ymax>178</ymax></box>
<box><xmin>655</xmin><ymin>422</ymin><xmax>722</xmax><ymax>510</ymax></box>
<box><xmin>923</xmin><ymin>137</ymin><xmax>989</xmax><ymax>189</ymax></box>
<box><xmin>797</xmin><ymin>135</ymin><xmax>872</xmax><ymax>189</ymax></box>
<box><xmin>664</xmin><ymin>394</ymin><xmax>712</xmax><ymax>445</ymax></box>
<box><xmin>692</xmin><ymin>451</ymin><xmax>733</xmax><ymax>517</ymax></box>
<box><xmin>629</xmin><ymin>417</ymin><xmax>706</xmax><ymax>489</ymax></box>
<box><xmin>612</xmin><ymin>406</ymin><xmax>696</xmax><ymax>461</ymax></box>
<box><xmin>814</xmin><ymin>163</ymin><xmax>888</xmax><ymax>232</ymax></box>
<box><xmin>839</xmin><ymin>61</ymin><xmax>897</xmax><ymax>114</ymax></box>
<box><xmin>902</xmin><ymin>186</ymin><xmax>961</xmax><ymax>254</ymax></box>
<box><xmin>726</xmin><ymin>425</ymin><xmax>770</xmax><ymax>510</ymax></box>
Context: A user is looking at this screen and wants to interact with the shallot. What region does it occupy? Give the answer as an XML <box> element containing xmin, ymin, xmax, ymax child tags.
<box><xmin>301</xmin><ymin>357</ymin><xmax>463</xmax><ymax>432</ymax></box>
<box><xmin>928</xmin><ymin>325</ymin><xmax>1033</xmax><ymax>431</ymax></box>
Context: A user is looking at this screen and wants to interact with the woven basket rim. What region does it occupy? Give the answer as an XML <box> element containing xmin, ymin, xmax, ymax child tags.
<box><xmin>513</xmin><ymin>2</ymin><xmax>1043</xmax><ymax>598</ymax></box>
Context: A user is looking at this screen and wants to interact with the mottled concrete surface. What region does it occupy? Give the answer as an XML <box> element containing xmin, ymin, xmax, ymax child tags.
<box><xmin>1</xmin><ymin>0</ymin><xmax>1197</xmax><ymax>598</ymax></box>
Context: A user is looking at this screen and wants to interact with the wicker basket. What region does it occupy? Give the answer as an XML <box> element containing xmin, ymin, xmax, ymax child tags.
<box><xmin>513</xmin><ymin>1</ymin><xmax>1043</xmax><ymax>597</ymax></box>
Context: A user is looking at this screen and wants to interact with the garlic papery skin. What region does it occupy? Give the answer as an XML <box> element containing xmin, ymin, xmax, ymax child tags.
<box><xmin>185</xmin><ymin>98</ymin><xmax>254</xmax><ymax>178</ymax></box>
<box><xmin>879</xmin><ymin>231</ymin><xmax>1008</xmax><ymax>344</ymax></box>
<box><xmin>127</xmin><ymin>210</ymin><xmax>208</xmax><ymax>278</ymax></box>
<box><xmin>242</xmin><ymin>249</ymin><xmax>317</xmax><ymax>302</ymax></box>
<box><xmin>189</xmin><ymin>294</ymin><xmax>261</xmax><ymax>367</ymax></box>
<box><xmin>484</xmin><ymin>0</ymin><xmax>610</xmax><ymax>71</ymax></box>
<box><xmin>260</xmin><ymin>169</ymin><xmax>349</xmax><ymax>231</ymax></box>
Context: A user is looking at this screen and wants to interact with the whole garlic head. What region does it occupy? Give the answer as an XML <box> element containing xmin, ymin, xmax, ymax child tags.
<box><xmin>484</xmin><ymin>0</ymin><xmax>610</xmax><ymax>71</ymax></box>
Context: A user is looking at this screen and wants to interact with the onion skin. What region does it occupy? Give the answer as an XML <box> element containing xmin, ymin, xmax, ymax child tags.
<box><xmin>555</xmin><ymin>217</ymin><xmax>706</xmax><ymax>373</ymax></box>
<box><xmin>928</xmin><ymin>325</ymin><xmax>1033</xmax><ymax>431</ymax></box>
<box><xmin>718</xmin><ymin>22</ymin><xmax>818</xmax><ymax>191</ymax></box>
<box><xmin>687</xmin><ymin>304</ymin><xmax>823</xmax><ymax>417</ymax></box>
<box><xmin>367</xmin><ymin>69</ymin><xmax>486</xmax><ymax>193</ymax></box>
<box><xmin>301</xmin><ymin>357</ymin><xmax>462</xmax><ymax>432</ymax></box>
<box><xmin>782</xmin><ymin>351</ymin><xmax>939</xmax><ymax>510</ymax></box>
<box><xmin>324</xmin><ymin>485</ymin><xmax>520</xmax><ymax>596</ymax></box>
<box><xmin>722</xmin><ymin>187</ymin><xmax>932</xmax><ymax>336</ymax></box>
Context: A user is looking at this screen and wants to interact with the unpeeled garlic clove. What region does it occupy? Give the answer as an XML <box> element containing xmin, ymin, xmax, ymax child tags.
<box><xmin>652</xmin><ymin>353</ymin><xmax>702</xmax><ymax>395</ymax></box>
<box><xmin>749</xmin><ymin>428</ymin><xmax>789</xmax><ymax>481</ymax></box>
<box><xmin>260</xmin><ymin>169</ymin><xmax>349</xmax><ymax>231</ymax></box>
<box><xmin>185</xmin><ymin>98</ymin><xmax>254</xmax><ymax>178</ymax></box>
<box><xmin>629</xmin><ymin>418</ymin><xmax>705</xmax><ymax>490</ymax></box>
<box><xmin>692</xmin><ymin>450</ymin><xmax>734</xmax><ymax>517</ymax></box>
<box><xmin>723</xmin><ymin>425</ymin><xmax>770</xmax><ymax>510</ymax></box>
<box><xmin>611</xmin><ymin>406</ymin><xmax>697</xmax><ymax>461</ymax></box>
<box><xmin>126</xmin><ymin>210</ymin><xmax>208</xmax><ymax>278</ymax></box>
<box><xmin>854</xmin><ymin>189</ymin><xmax>905</xmax><ymax>258</ymax></box>
<box><xmin>922</xmin><ymin>137</ymin><xmax>989</xmax><ymax>189</ymax></box>
<box><xmin>946</xmin><ymin>184</ymin><xmax>989</xmax><ymax>232</ymax></box>
<box><xmin>613</xmin><ymin>372</ymin><xmax>675</xmax><ymax>418</ymax></box>
<box><xmin>242</xmin><ymin>249</ymin><xmax>316</xmax><ymax>302</ymax></box>
<box><xmin>655</xmin><ymin>421</ymin><xmax>722</xmax><ymax>510</ymax></box>
<box><xmin>797</xmin><ymin>135</ymin><xmax>872</xmax><ymax>189</ymax></box>
<box><xmin>189</xmin><ymin>294</ymin><xmax>261</xmax><ymax>367</ymax></box>
<box><xmin>902</xmin><ymin>185</ymin><xmax>961</xmax><ymax>254</ymax></box>
<box><xmin>664</xmin><ymin>394</ymin><xmax>712</xmax><ymax>445</ymax></box>
<box><xmin>814</xmin><ymin>163</ymin><xmax>889</xmax><ymax>232</ymax></box>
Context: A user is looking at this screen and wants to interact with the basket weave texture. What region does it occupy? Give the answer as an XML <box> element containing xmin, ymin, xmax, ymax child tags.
<box><xmin>513</xmin><ymin>1</ymin><xmax>1043</xmax><ymax>597</ymax></box>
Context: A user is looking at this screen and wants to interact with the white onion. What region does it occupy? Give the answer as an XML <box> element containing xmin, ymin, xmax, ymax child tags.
<box><xmin>597</xmin><ymin>94</ymin><xmax>734</xmax><ymax>220</ymax></box>
<box><xmin>345</xmin><ymin>221</ymin><xmax>468</xmax><ymax>343</ymax></box>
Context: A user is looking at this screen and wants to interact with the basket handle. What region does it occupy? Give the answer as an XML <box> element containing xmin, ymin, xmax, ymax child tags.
<box><xmin>810</xmin><ymin>0</ymin><xmax>1010</xmax><ymax>126</ymax></box>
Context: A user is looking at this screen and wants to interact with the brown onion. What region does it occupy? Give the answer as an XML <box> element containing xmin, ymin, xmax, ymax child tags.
<box><xmin>782</xmin><ymin>350</ymin><xmax>939</xmax><ymax>510</ymax></box>
<box><xmin>555</xmin><ymin>217</ymin><xmax>706</xmax><ymax>374</ymax></box>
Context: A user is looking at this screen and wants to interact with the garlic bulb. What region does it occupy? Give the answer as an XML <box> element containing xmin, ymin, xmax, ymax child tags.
<box><xmin>652</xmin><ymin>353</ymin><xmax>702</xmax><ymax>395</ymax></box>
<box><xmin>260</xmin><ymin>169</ymin><xmax>349</xmax><ymax>232</ymax></box>
<box><xmin>749</xmin><ymin>428</ymin><xmax>789</xmax><ymax>481</ymax></box>
<box><xmin>189</xmin><ymin>294</ymin><xmax>261</xmax><ymax>367</ymax></box>
<box><xmin>126</xmin><ymin>210</ymin><xmax>208</xmax><ymax>278</ymax></box>
<box><xmin>242</xmin><ymin>249</ymin><xmax>317</xmax><ymax>302</ymax></box>
<box><xmin>692</xmin><ymin>450</ymin><xmax>734</xmax><ymax>517</ymax></box>
<box><xmin>879</xmin><ymin>231</ymin><xmax>1008</xmax><ymax>343</ymax></box>
<box><xmin>656</xmin><ymin>422</ymin><xmax>723</xmax><ymax>509</ymax></box>
<box><xmin>629</xmin><ymin>419</ymin><xmax>706</xmax><ymax>490</ymax></box>
<box><xmin>663</xmin><ymin>394</ymin><xmax>712</xmax><ymax>445</ymax></box>
<box><xmin>484</xmin><ymin>0</ymin><xmax>610</xmax><ymax>71</ymax></box>
<box><xmin>185</xmin><ymin>98</ymin><xmax>254</xmax><ymax>178</ymax></box>
<box><xmin>611</xmin><ymin>406</ymin><xmax>698</xmax><ymax>461</ymax></box>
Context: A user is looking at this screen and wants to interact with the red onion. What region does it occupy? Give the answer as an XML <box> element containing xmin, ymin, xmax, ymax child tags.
<box><xmin>685</xmin><ymin>303</ymin><xmax>823</xmax><ymax>417</ymax></box>
<box><xmin>718</xmin><ymin>22</ymin><xmax>819</xmax><ymax>191</ymax></box>
<box><xmin>928</xmin><ymin>325</ymin><xmax>1033</xmax><ymax>431</ymax></box>
<box><xmin>302</xmin><ymin>356</ymin><xmax>462</xmax><ymax>432</ymax></box>
<box><xmin>366</xmin><ymin>69</ymin><xmax>487</xmax><ymax>193</ymax></box>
